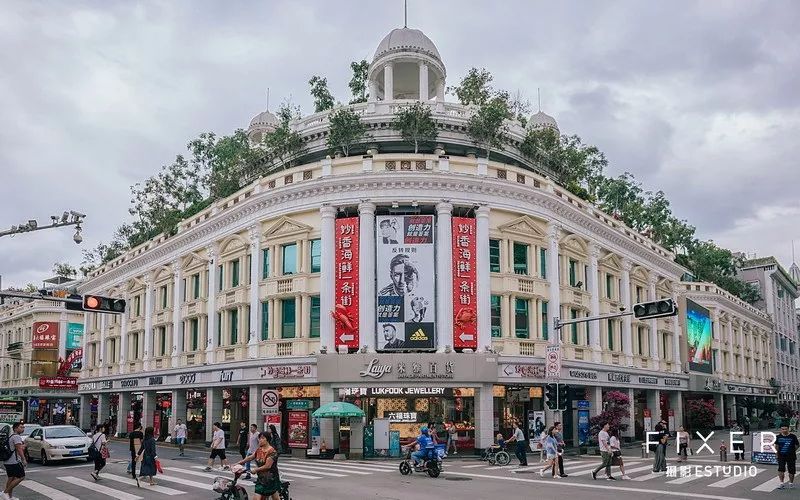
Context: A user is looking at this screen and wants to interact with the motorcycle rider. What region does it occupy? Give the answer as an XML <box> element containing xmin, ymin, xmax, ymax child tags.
<box><xmin>410</xmin><ymin>426</ymin><xmax>436</xmax><ymax>467</ymax></box>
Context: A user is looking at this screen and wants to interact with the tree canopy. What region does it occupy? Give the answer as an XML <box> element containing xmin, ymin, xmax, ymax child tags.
<box><xmin>327</xmin><ymin>106</ymin><xmax>368</xmax><ymax>157</ymax></box>
<box><xmin>348</xmin><ymin>60</ymin><xmax>369</xmax><ymax>104</ymax></box>
<box><xmin>392</xmin><ymin>101</ymin><xmax>437</xmax><ymax>153</ymax></box>
<box><xmin>309</xmin><ymin>75</ymin><xmax>335</xmax><ymax>113</ymax></box>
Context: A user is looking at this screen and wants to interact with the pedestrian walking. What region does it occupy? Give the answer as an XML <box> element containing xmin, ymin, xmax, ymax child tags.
<box><xmin>552</xmin><ymin>422</ymin><xmax>567</xmax><ymax>477</ymax></box>
<box><xmin>609</xmin><ymin>429</ymin><xmax>630</xmax><ymax>479</ymax></box>
<box><xmin>268</xmin><ymin>424</ymin><xmax>282</xmax><ymax>454</ymax></box>
<box><xmin>676</xmin><ymin>426</ymin><xmax>689</xmax><ymax>462</ymax></box>
<box><xmin>591</xmin><ymin>423</ymin><xmax>615</xmax><ymax>480</ymax></box>
<box><xmin>205</xmin><ymin>422</ymin><xmax>230</xmax><ymax>471</ymax></box>
<box><xmin>237</xmin><ymin>432</ymin><xmax>281</xmax><ymax>500</ymax></box>
<box><xmin>446</xmin><ymin>421</ymin><xmax>458</xmax><ymax>455</ymax></box>
<box><xmin>90</xmin><ymin>424</ymin><xmax>109</xmax><ymax>481</ymax></box>
<box><xmin>508</xmin><ymin>421</ymin><xmax>528</xmax><ymax>467</ymax></box>
<box><xmin>538</xmin><ymin>427</ymin><xmax>558</xmax><ymax>478</ymax></box>
<box><xmin>3</xmin><ymin>421</ymin><xmax>27</xmax><ymax>500</ymax></box>
<box><xmin>790</xmin><ymin>415</ymin><xmax>798</xmax><ymax>433</ymax></box>
<box><xmin>652</xmin><ymin>433</ymin><xmax>668</xmax><ymax>473</ymax></box>
<box><xmin>173</xmin><ymin>418</ymin><xmax>187</xmax><ymax>456</ymax></box>
<box><xmin>774</xmin><ymin>422</ymin><xmax>798</xmax><ymax>490</ymax></box>
<box><xmin>741</xmin><ymin>415</ymin><xmax>750</xmax><ymax>436</ymax></box>
<box><xmin>137</xmin><ymin>426</ymin><xmax>158</xmax><ymax>487</ymax></box>
<box><xmin>427</xmin><ymin>421</ymin><xmax>440</xmax><ymax>445</ymax></box>
<box><xmin>245</xmin><ymin>424</ymin><xmax>259</xmax><ymax>480</ymax></box>
<box><xmin>236</xmin><ymin>422</ymin><xmax>249</xmax><ymax>463</ymax></box>
<box><xmin>128</xmin><ymin>423</ymin><xmax>144</xmax><ymax>487</ymax></box>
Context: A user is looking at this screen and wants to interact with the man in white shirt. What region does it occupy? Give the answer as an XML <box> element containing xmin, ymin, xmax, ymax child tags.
<box><xmin>174</xmin><ymin>418</ymin><xmax>188</xmax><ymax>457</ymax></box>
<box><xmin>507</xmin><ymin>421</ymin><xmax>528</xmax><ymax>467</ymax></box>
<box><xmin>592</xmin><ymin>423</ymin><xmax>616</xmax><ymax>480</ymax></box>
<box><xmin>204</xmin><ymin>422</ymin><xmax>230</xmax><ymax>471</ymax></box>
<box><xmin>3</xmin><ymin>422</ymin><xmax>27</xmax><ymax>500</ymax></box>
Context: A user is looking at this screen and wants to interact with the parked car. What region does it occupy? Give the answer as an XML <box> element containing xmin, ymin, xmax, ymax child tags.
<box><xmin>25</xmin><ymin>425</ymin><xmax>92</xmax><ymax>465</ymax></box>
<box><xmin>22</xmin><ymin>424</ymin><xmax>42</xmax><ymax>439</ymax></box>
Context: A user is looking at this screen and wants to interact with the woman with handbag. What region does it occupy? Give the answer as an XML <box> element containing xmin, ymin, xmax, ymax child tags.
<box><xmin>237</xmin><ymin>431</ymin><xmax>281</xmax><ymax>500</ymax></box>
<box><xmin>609</xmin><ymin>429</ymin><xmax>631</xmax><ymax>480</ymax></box>
<box><xmin>137</xmin><ymin>426</ymin><xmax>159</xmax><ymax>487</ymax></box>
<box><xmin>90</xmin><ymin>424</ymin><xmax>109</xmax><ymax>481</ymax></box>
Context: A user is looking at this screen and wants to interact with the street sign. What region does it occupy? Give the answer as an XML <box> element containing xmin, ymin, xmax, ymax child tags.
<box><xmin>261</xmin><ymin>389</ymin><xmax>279</xmax><ymax>415</ymax></box>
<box><xmin>545</xmin><ymin>345</ymin><xmax>561</xmax><ymax>379</ymax></box>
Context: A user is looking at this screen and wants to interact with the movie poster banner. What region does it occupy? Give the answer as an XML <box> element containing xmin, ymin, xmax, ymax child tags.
<box><xmin>334</xmin><ymin>217</ymin><xmax>360</xmax><ymax>350</ymax></box>
<box><xmin>452</xmin><ymin>217</ymin><xmax>477</xmax><ymax>350</ymax></box>
<box><xmin>686</xmin><ymin>298</ymin><xmax>712</xmax><ymax>374</ymax></box>
<box><xmin>376</xmin><ymin>215</ymin><xmax>436</xmax><ymax>350</ymax></box>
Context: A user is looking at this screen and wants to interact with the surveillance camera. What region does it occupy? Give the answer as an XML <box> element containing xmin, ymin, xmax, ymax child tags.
<box><xmin>619</xmin><ymin>307</ymin><xmax>626</xmax><ymax>312</ymax></box>
<box><xmin>73</xmin><ymin>230</ymin><xmax>83</xmax><ymax>244</ymax></box>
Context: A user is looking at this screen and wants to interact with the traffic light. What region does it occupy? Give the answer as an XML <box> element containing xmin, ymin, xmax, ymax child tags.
<box><xmin>65</xmin><ymin>293</ymin><xmax>85</xmax><ymax>312</ymax></box>
<box><xmin>557</xmin><ymin>385</ymin><xmax>568</xmax><ymax>410</ymax></box>
<box><xmin>82</xmin><ymin>294</ymin><xmax>126</xmax><ymax>314</ymax></box>
<box><xmin>633</xmin><ymin>299</ymin><xmax>677</xmax><ymax>320</ymax></box>
<box><xmin>545</xmin><ymin>383</ymin><xmax>558</xmax><ymax>410</ymax></box>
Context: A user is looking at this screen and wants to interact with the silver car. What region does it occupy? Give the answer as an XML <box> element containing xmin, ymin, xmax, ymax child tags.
<box><xmin>25</xmin><ymin>425</ymin><xmax>92</xmax><ymax>465</ymax></box>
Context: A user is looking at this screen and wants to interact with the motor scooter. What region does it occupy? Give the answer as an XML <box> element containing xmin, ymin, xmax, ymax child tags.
<box><xmin>399</xmin><ymin>446</ymin><xmax>442</xmax><ymax>478</ymax></box>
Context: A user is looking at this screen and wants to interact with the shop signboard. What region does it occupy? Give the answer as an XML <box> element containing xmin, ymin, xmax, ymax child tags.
<box><xmin>387</xmin><ymin>412</ymin><xmax>418</xmax><ymax>422</ymax></box>
<box><xmin>57</xmin><ymin>348</ymin><xmax>83</xmax><ymax>377</ymax></box>
<box><xmin>0</xmin><ymin>400</ymin><xmax>24</xmax><ymax>423</ymax></box>
<box><xmin>32</xmin><ymin>322</ymin><xmax>59</xmax><ymax>349</ymax></box>
<box><xmin>335</xmin><ymin>217</ymin><xmax>360</xmax><ymax>350</ymax></box>
<box><xmin>451</xmin><ymin>217</ymin><xmax>477</xmax><ymax>350</ymax></box>
<box><xmin>577</xmin><ymin>408</ymin><xmax>590</xmax><ymax>446</ymax></box>
<box><xmin>287</xmin><ymin>410</ymin><xmax>309</xmax><ymax>448</ymax></box>
<box><xmin>260</xmin><ymin>364</ymin><xmax>315</xmax><ymax>380</ymax></box>
<box><xmin>376</xmin><ymin>215</ymin><xmax>436</xmax><ymax>350</ymax></box>
<box><xmin>685</xmin><ymin>298</ymin><xmax>713</xmax><ymax>374</ymax></box>
<box><xmin>343</xmin><ymin>387</ymin><xmax>453</xmax><ymax>397</ymax></box>
<box><xmin>31</xmin><ymin>350</ymin><xmax>59</xmax><ymax>377</ymax></box>
<box><xmin>286</xmin><ymin>400</ymin><xmax>312</xmax><ymax>410</ymax></box>
<box><xmin>38</xmin><ymin>376</ymin><xmax>78</xmax><ymax>390</ymax></box>
<box><xmin>66</xmin><ymin>322</ymin><xmax>84</xmax><ymax>349</ymax></box>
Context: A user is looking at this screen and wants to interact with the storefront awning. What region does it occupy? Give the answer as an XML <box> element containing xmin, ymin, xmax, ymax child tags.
<box><xmin>312</xmin><ymin>402</ymin><xmax>365</xmax><ymax>418</ymax></box>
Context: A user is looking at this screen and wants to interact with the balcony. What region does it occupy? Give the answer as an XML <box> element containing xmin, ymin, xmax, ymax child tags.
<box><xmin>561</xmin><ymin>288</ymin><xmax>587</xmax><ymax>307</ymax></box>
<box><xmin>217</xmin><ymin>288</ymin><xmax>248</xmax><ymax>309</ymax></box>
<box><xmin>182</xmin><ymin>298</ymin><xmax>207</xmax><ymax>318</ymax></box>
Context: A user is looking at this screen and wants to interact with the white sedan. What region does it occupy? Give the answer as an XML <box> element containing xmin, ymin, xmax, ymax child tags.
<box><xmin>25</xmin><ymin>425</ymin><xmax>93</xmax><ymax>465</ymax></box>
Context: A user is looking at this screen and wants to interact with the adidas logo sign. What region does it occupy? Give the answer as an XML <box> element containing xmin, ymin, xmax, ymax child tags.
<box><xmin>409</xmin><ymin>329</ymin><xmax>428</xmax><ymax>341</ymax></box>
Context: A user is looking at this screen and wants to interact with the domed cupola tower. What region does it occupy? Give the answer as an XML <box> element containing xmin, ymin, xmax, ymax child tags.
<box><xmin>527</xmin><ymin>110</ymin><xmax>560</xmax><ymax>136</ymax></box>
<box><xmin>367</xmin><ymin>26</ymin><xmax>446</xmax><ymax>102</ymax></box>
<box><xmin>247</xmin><ymin>109</ymin><xmax>279</xmax><ymax>144</ymax></box>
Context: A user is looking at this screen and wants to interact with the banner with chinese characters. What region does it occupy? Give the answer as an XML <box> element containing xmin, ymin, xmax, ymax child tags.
<box><xmin>287</xmin><ymin>410</ymin><xmax>309</xmax><ymax>448</ymax></box>
<box><xmin>33</xmin><ymin>321</ymin><xmax>59</xmax><ymax>349</ymax></box>
<box><xmin>334</xmin><ymin>217</ymin><xmax>360</xmax><ymax>349</ymax></box>
<box><xmin>376</xmin><ymin>215</ymin><xmax>436</xmax><ymax>350</ymax></box>
<box><xmin>452</xmin><ymin>217</ymin><xmax>477</xmax><ymax>350</ymax></box>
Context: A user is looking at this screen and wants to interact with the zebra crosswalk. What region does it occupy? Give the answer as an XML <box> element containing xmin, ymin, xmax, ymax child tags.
<box><xmin>9</xmin><ymin>457</ymin><xmax>794</xmax><ymax>498</ymax></box>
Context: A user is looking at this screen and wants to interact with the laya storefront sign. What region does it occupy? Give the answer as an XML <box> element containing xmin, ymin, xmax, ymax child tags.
<box><xmin>260</xmin><ymin>365</ymin><xmax>315</xmax><ymax>379</ymax></box>
<box><xmin>358</xmin><ymin>358</ymin><xmax>454</xmax><ymax>380</ymax></box>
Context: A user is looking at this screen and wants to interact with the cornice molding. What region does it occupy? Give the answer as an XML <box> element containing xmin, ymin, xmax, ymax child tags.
<box><xmin>80</xmin><ymin>172</ymin><xmax>686</xmax><ymax>293</ymax></box>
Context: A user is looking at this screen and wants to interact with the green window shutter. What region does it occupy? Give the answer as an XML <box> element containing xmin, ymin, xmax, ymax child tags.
<box><xmin>281</xmin><ymin>299</ymin><xmax>296</xmax><ymax>338</ymax></box>
<box><xmin>310</xmin><ymin>296</ymin><xmax>321</xmax><ymax>338</ymax></box>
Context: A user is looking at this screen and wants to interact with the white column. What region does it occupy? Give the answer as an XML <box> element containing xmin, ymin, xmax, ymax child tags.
<box><xmin>143</xmin><ymin>275</ymin><xmax>154</xmax><ymax>370</ymax></box>
<box><xmin>589</xmin><ymin>386</ymin><xmax>603</xmax><ymax>417</ymax></box>
<box><xmin>205</xmin><ymin>388</ymin><xmax>222</xmax><ymax>444</ymax></box>
<box><xmin>623</xmin><ymin>388</ymin><xmax>635</xmax><ymax>439</ymax></box>
<box><xmin>588</xmin><ymin>243</ymin><xmax>601</xmax><ymax>361</ymax></box>
<box><xmin>476</xmin><ymin>206</ymin><xmax>491</xmax><ymax>351</ymax></box>
<box><xmin>79</xmin><ymin>394</ymin><xmax>91</xmax><ymax>430</ymax></box>
<box><xmin>58</xmin><ymin>311</ymin><xmax>68</xmax><ymax>361</ymax></box>
<box><xmin>172</xmin><ymin>262</ymin><xmax>183</xmax><ymax>368</ymax></box>
<box><xmin>621</xmin><ymin>259</ymin><xmax>633</xmax><ymax>364</ymax></box>
<box><xmin>435</xmin><ymin>81</ymin><xmax>445</xmax><ymax>101</ymax></box>
<box><xmin>476</xmin><ymin>383</ymin><xmax>494</xmax><ymax>449</ymax></box>
<box><xmin>97</xmin><ymin>393</ymin><xmax>109</xmax><ymax>425</ymax></box>
<box><xmin>320</xmin><ymin>205</ymin><xmax>337</xmax><ymax>352</ymax></box>
<box><xmin>248</xmin><ymin>226</ymin><xmax>261</xmax><ymax>358</ymax></box>
<box><xmin>319</xmin><ymin>384</ymin><xmax>336</xmax><ymax>451</ymax></box>
<box><xmin>368</xmin><ymin>81</ymin><xmax>378</xmax><ymax>102</ymax></box>
<box><xmin>418</xmin><ymin>62</ymin><xmax>429</xmax><ymax>100</ymax></box>
<box><xmin>116</xmin><ymin>392</ymin><xmax>131</xmax><ymax>437</ymax></box>
<box><xmin>648</xmin><ymin>275</ymin><xmax>661</xmax><ymax>370</ymax></box>
<box><xmin>141</xmin><ymin>391</ymin><xmax>156</xmax><ymax>430</ymax></box>
<box><xmin>119</xmin><ymin>293</ymin><xmax>129</xmax><ymax>374</ymax></box>
<box><xmin>358</xmin><ymin>202</ymin><xmax>376</xmax><ymax>353</ymax></box>
<box><xmin>436</xmin><ymin>202</ymin><xmax>453</xmax><ymax>352</ymax></box>
<box><xmin>206</xmin><ymin>244</ymin><xmax>218</xmax><ymax>364</ymax></box>
<box><xmin>669</xmin><ymin>392</ymin><xmax>684</xmax><ymax>430</ymax></box>
<box><xmin>671</xmin><ymin>286</ymin><xmax>682</xmax><ymax>373</ymax></box>
<box><xmin>170</xmin><ymin>390</ymin><xmax>187</xmax><ymax>439</ymax></box>
<box><xmin>547</xmin><ymin>223</ymin><xmax>561</xmax><ymax>344</ymax></box>
<box><xmin>249</xmin><ymin>385</ymin><xmax>262</xmax><ymax>431</ymax></box>
<box><xmin>301</xmin><ymin>294</ymin><xmax>311</xmax><ymax>339</ymax></box>
<box><xmin>714</xmin><ymin>393</ymin><xmax>725</xmax><ymax>427</ymax></box>
<box><xmin>383</xmin><ymin>63</ymin><xmax>394</xmax><ymax>101</ymax></box>
<box><xmin>646</xmin><ymin>389</ymin><xmax>660</xmax><ymax>425</ymax></box>
<box><xmin>99</xmin><ymin>313</ymin><xmax>107</xmax><ymax>376</ymax></box>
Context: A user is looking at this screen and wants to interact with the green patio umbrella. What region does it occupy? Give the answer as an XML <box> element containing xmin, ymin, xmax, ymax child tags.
<box><xmin>312</xmin><ymin>402</ymin><xmax>365</xmax><ymax>418</ymax></box>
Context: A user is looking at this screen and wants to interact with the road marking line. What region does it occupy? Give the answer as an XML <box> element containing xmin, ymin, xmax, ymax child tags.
<box><xmin>101</xmin><ymin>473</ymin><xmax>186</xmax><ymax>495</ymax></box>
<box><xmin>630</xmin><ymin>471</ymin><xmax>665</xmax><ymax>481</ymax></box>
<box><xmin>462</xmin><ymin>464</ymin><xmax>491</xmax><ymax>468</ymax></box>
<box><xmin>333</xmin><ymin>461</ymin><xmax>400</xmax><ymax>470</ymax></box>
<box><xmin>167</xmin><ymin>467</ymin><xmax>255</xmax><ymax>485</ymax></box>
<box><xmin>57</xmin><ymin>476</ymin><xmax>143</xmax><ymax>500</ymax></box>
<box><xmin>278</xmin><ymin>464</ymin><xmax>348</xmax><ymax>477</ymax></box>
<box><xmin>666</xmin><ymin>473</ymin><xmax>706</xmax><ymax>484</ymax></box>
<box><xmin>278</xmin><ymin>471</ymin><xmax>324</xmax><ymax>480</ymax></box>
<box><xmin>441</xmin><ymin>470</ymin><xmax>754</xmax><ymax>500</ymax></box>
<box><xmin>18</xmin><ymin>480</ymin><xmax>81</xmax><ymax>500</ymax></box>
<box><xmin>569</xmin><ymin>463</ymin><xmax>651</xmax><ymax>476</ymax></box>
<box><xmin>709</xmin><ymin>468</ymin><xmax>762</xmax><ymax>488</ymax></box>
<box><xmin>751</xmin><ymin>477</ymin><xmax>781</xmax><ymax>492</ymax></box>
<box><xmin>279</xmin><ymin>460</ymin><xmax>375</xmax><ymax>474</ymax></box>
<box><xmin>155</xmin><ymin>473</ymin><xmax>215</xmax><ymax>490</ymax></box>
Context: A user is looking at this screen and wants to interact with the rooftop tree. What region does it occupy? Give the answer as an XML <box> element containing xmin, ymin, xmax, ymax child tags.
<box><xmin>309</xmin><ymin>75</ymin><xmax>335</xmax><ymax>113</ymax></box>
<box><xmin>327</xmin><ymin>106</ymin><xmax>368</xmax><ymax>157</ymax></box>
<box><xmin>348</xmin><ymin>60</ymin><xmax>369</xmax><ymax>104</ymax></box>
<box><xmin>392</xmin><ymin>101</ymin><xmax>437</xmax><ymax>153</ymax></box>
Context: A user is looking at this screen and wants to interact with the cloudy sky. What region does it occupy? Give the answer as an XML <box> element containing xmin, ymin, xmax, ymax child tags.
<box><xmin>1</xmin><ymin>0</ymin><xmax>798</xmax><ymax>288</ymax></box>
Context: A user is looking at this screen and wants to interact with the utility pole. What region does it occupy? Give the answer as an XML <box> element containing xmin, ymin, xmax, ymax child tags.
<box><xmin>0</xmin><ymin>210</ymin><xmax>85</xmax><ymax>243</ymax></box>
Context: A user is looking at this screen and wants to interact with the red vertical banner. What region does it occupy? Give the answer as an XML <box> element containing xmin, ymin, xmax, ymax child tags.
<box><xmin>334</xmin><ymin>217</ymin><xmax>360</xmax><ymax>349</ymax></box>
<box><xmin>452</xmin><ymin>217</ymin><xmax>477</xmax><ymax>350</ymax></box>
<box><xmin>287</xmin><ymin>410</ymin><xmax>309</xmax><ymax>448</ymax></box>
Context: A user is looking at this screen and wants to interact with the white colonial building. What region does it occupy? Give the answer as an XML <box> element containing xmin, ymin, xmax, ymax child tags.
<box><xmin>76</xmin><ymin>25</ymin><xmax>776</xmax><ymax>453</ymax></box>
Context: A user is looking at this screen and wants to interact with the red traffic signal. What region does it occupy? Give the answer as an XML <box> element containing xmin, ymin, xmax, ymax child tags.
<box><xmin>82</xmin><ymin>295</ymin><xmax>126</xmax><ymax>314</ymax></box>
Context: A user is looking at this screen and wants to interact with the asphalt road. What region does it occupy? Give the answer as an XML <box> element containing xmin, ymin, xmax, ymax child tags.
<box><xmin>1</xmin><ymin>438</ymin><xmax>795</xmax><ymax>500</ymax></box>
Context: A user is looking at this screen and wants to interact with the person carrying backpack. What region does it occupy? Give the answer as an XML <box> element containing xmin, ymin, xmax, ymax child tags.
<box><xmin>90</xmin><ymin>424</ymin><xmax>109</xmax><ymax>481</ymax></box>
<box><xmin>2</xmin><ymin>422</ymin><xmax>27</xmax><ymax>500</ymax></box>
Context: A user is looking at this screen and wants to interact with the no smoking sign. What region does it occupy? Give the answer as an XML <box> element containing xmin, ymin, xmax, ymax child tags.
<box><xmin>261</xmin><ymin>389</ymin><xmax>279</xmax><ymax>415</ymax></box>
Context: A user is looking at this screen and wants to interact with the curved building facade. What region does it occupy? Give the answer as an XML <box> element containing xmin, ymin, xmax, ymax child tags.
<box><xmin>76</xmin><ymin>26</ymin><xmax>775</xmax><ymax>451</ymax></box>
